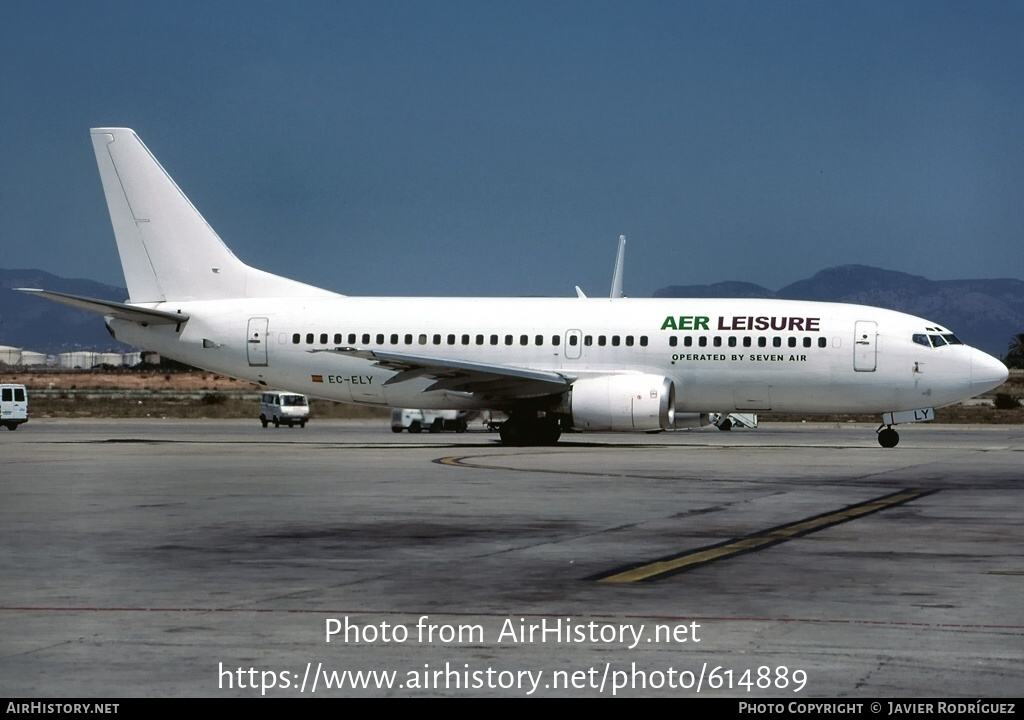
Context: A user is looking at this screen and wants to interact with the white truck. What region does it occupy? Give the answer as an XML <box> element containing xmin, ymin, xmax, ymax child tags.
<box><xmin>710</xmin><ymin>413</ymin><xmax>758</xmax><ymax>431</ymax></box>
<box><xmin>390</xmin><ymin>408</ymin><xmax>468</xmax><ymax>434</ymax></box>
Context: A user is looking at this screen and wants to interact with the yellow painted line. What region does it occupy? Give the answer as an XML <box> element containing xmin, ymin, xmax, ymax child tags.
<box><xmin>593</xmin><ymin>489</ymin><xmax>934</xmax><ymax>584</ymax></box>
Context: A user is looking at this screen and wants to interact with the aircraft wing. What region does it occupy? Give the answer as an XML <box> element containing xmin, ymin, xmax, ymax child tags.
<box><xmin>310</xmin><ymin>347</ymin><xmax>573</xmax><ymax>398</ymax></box>
<box><xmin>17</xmin><ymin>289</ymin><xmax>189</xmax><ymax>325</ymax></box>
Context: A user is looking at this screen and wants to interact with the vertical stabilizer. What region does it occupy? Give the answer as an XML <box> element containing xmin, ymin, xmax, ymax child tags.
<box><xmin>90</xmin><ymin>128</ymin><xmax>336</xmax><ymax>302</ymax></box>
<box><xmin>609</xmin><ymin>235</ymin><xmax>626</xmax><ymax>299</ymax></box>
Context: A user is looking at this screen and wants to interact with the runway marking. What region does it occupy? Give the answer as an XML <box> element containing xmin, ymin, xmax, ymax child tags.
<box><xmin>434</xmin><ymin>452</ymin><xmax>703</xmax><ymax>481</ymax></box>
<box><xmin>589</xmin><ymin>489</ymin><xmax>937</xmax><ymax>583</ymax></box>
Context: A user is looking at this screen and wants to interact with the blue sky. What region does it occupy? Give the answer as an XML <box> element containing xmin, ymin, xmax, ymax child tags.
<box><xmin>2</xmin><ymin>1</ymin><xmax>1022</xmax><ymax>297</ymax></box>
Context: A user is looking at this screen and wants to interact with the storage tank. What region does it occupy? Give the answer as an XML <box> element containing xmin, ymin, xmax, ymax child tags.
<box><xmin>19</xmin><ymin>351</ymin><xmax>47</xmax><ymax>366</ymax></box>
<box><xmin>0</xmin><ymin>345</ymin><xmax>22</xmax><ymax>365</ymax></box>
<box><xmin>58</xmin><ymin>351</ymin><xmax>99</xmax><ymax>369</ymax></box>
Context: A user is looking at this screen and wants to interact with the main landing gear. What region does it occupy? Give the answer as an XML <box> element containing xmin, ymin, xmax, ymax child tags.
<box><xmin>876</xmin><ymin>426</ymin><xmax>900</xmax><ymax>448</ymax></box>
<box><xmin>498</xmin><ymin>413</ymin><xmax>562</xmax><ymax>446</ymax></box>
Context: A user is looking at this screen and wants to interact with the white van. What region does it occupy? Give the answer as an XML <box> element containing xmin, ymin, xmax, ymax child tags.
<box><xmin>259</xmin><ymin>391</ymin><xmax>309</xmax><ymax>428</ymax></box>
<box><xmin>1</xmin><ymin>384</ymin><xmax>29</xmax><ymax>430</ymax></box>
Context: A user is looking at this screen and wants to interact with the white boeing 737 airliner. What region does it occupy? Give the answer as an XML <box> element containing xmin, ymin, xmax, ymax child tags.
<box><xmin>20</xmin><ymin>128</ymin><xmax>1009</xmax><ymax>446</ymax></box>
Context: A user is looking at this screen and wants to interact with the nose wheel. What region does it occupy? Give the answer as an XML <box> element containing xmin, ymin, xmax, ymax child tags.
<box><xmin>877</xmin><ymin>426</ymin><xmax>900</xmax><ymax>448</ymax></box>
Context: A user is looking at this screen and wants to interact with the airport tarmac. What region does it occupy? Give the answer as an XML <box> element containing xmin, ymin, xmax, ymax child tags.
<box><xmin>1</xmin><ymin>419</ymin><xmax>1021</xmax><ymax>698</ymax></box>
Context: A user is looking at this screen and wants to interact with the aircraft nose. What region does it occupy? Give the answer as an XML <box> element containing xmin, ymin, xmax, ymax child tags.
<box><xmin>971</xmin><ymin>349</ymin><xmax>1009</xmax><ymax>397</ymax></box>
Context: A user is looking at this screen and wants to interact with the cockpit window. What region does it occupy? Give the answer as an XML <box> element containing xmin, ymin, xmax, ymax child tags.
<box><xmin>914</xmin><ymin>333</ymin><xmax>964</xmax><ymax>348</ymax></box>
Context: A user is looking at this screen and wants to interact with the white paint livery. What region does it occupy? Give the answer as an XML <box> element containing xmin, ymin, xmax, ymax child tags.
<box><xmin>19</xmin><ymin>128</ymin><xmax>1009</xmax><ymax>446</ymax></box>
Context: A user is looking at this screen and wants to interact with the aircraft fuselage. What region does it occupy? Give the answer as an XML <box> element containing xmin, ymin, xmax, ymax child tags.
<box><xmin>109</xmin><ymin>295</ymin><xmax>1004</xmax><ymax>417</ymax></box>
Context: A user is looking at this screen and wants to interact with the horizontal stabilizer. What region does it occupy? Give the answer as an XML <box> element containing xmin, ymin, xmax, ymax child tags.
<box><xmin>17</xmin><ymin>288</ymin><xmax>189</xmax><ymax>325</ymax></box>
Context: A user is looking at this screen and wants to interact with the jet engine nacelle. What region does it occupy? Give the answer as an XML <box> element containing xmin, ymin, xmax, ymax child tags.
<box><xmin>564</xmin><ymin>374</ymin><xmax>676</xmax><ymax>432</ymax></box>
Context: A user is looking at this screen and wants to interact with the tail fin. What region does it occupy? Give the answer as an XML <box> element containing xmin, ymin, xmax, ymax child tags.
<box><xmin>90</xmin><ymin>128</ymin><xmax>337</xmax><ymax>302</ymax></box>
<box><xmin>609</xmin><ymin>235</ymin><xmax>626</xmax><ymax>299</ymax></box>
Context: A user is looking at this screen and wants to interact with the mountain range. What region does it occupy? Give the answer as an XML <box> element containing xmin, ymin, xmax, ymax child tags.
<box><xmin>2</xmin><ymin>265</ymin><xmax>1022</xmax><ymax>359</ymax></box>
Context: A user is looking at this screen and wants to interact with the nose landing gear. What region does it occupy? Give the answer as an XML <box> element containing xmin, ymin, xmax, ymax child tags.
<box><xmin>876</xmin><ymin>408</ymin><xmax>935</xmax><ymax>448</ymax></box>
<box><xmin>876</xmin><ymin>426</ymin><xmax>900</xmax><ymax>448</ymax></box>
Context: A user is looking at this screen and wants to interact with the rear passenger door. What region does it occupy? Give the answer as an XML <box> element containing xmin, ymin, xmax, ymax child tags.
<box><xmin>247</xmin><ymin>317</ymin><xmax>269</xmax><ymax>366</ymax></box>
